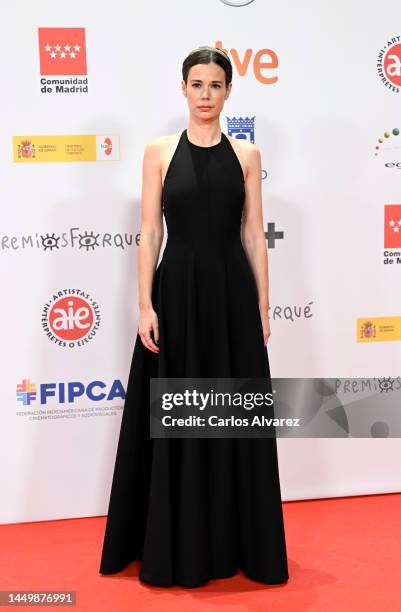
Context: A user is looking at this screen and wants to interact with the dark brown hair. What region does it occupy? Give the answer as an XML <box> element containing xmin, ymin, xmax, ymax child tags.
<box><xmin>182</xmin><ymin>46</ymin><xmax>233</xmax><ymax>87</ymax></box>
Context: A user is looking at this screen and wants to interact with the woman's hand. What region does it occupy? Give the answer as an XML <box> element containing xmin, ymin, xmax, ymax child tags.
<box><xmin>259</xmin><ymin>307</ymin><xmax>271</xmax><ymax>345</ymax></box>
<box><xmin>138</xmin><ymin>306</ymin><xmax>160</xmax><ymax>353</ymax></box>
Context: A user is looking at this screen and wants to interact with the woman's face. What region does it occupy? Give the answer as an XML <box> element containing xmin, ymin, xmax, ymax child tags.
<box><xmin>182</xmin><ymin>62</ymin><xmax>231</xmax><ymax>119</ymax></box>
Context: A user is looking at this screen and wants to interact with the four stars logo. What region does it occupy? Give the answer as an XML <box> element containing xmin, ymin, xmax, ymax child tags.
<box><xmin>38</xmin><ymin>27</ymin><xmax>87</xmax><ymax>75</ymax></box>
<box><xmin>44</xmin><ymin>42</ymin><xmax>81</xmax><ymax>60</ymax></box>
<box><xmin>384</xmin><ymin>204</ymin><xmax>401</xmax><ymax>248</ymax></box>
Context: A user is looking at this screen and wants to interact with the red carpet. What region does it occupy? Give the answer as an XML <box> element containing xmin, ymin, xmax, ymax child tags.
<box><xmin>1</xmin><ymin>493</ymin><xmax>400</xmax><ymax>611</ymax></box>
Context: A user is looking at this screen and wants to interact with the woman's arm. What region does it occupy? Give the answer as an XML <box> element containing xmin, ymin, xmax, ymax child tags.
<box><xmin>240</xmin><ymin>145</ymin><xmax>271</xmax><ymax>343</ymax></box>
<box><xmin>137</xmin><ymin>140</ymin><xmax>164</xmax><ymax>352</ymax></box>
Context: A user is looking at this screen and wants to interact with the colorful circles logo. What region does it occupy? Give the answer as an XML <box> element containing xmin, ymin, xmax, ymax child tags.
<box><xmin>42</xmin><ymin>289</ymin><xmax>101</xmax><ymax>348</ymax></box>
<box><xmin>374</xmin><ymin>127</ymin><xmax>400</xmax><ymax>156</ymax></box>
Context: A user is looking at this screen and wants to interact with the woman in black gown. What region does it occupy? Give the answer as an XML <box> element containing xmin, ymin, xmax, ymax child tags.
<box><xmin>99</xmin><ymin>45</ymin><xmax>289</xmax><ymax>588</ymax></box>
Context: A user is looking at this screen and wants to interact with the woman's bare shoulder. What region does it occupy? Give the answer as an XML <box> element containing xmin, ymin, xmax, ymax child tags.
<box><xmin>226</xmin><ymin>134</ymin><xmax>260</xmax><ymax>180</ymax></box>
<box><xmin>227</xmin><ymin>133</ymin><xmax>260</xmax><ymax>158</ymax></box>
<box><xmin>144</xmin><ymin>131</ymin><xmax>182</xmax><ymax>155</ymax></box>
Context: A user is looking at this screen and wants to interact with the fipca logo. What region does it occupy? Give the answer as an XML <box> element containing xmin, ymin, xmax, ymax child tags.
<box><xmin>42</xmin><ymin>289</ymin><xmax>101</xmax><ymax>348</ymax></box>
<box><xmin>15</xmin><ymin>377</ymin><xmax>125</xmax><ymax>420</ymax></box>
<box><xmin>16</xmin><ymin>378</ymin><xmax>125</xmax><ymax>406</ymax></box>
<box><xmin>377</xmin><ymin>35</ymin><xmax>401</xmax><ymax>93</ymax></box>
<box><xmin>38</xmin><ymin>27</ymin><xmax>88</xmax><ymax>94</ymax></box>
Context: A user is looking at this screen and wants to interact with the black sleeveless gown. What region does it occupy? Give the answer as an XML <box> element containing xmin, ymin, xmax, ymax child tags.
<box><xmin>99</xmin><ymin>128</ymin><xmax>289</xmax><ymax>588</ymax></box>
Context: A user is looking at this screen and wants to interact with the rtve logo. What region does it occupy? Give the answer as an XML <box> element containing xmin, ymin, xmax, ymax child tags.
<box><xmin>215</xmin><ymin>40</ymin><xmax>278</xmax><ymax>84</ymax></box>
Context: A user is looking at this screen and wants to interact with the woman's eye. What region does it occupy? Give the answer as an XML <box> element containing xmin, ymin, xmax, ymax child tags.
<box><xmin>192</xmin><ymin>83</ymin><xmax>221</xmax><ymax>88</ymax></box>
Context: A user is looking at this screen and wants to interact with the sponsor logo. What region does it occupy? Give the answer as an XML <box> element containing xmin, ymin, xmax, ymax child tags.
<box><xmin>215</xmin><ymin>40</ymin><xmax>278</xmax><ymax>84</ymax></box>
<box><xmin>227</xmin><ymin>115</ymin><xmax>255</xmax><ymax>143</ymax></box>
<box><xmin>357</xmin><ymin>316</ymin><xmax>401</xmax><ymax>342</ymax></box>
<box><xmin>377</xmin><ymin>35</ymin><xmax>401</xmax><ymax>93</ymax></box>
<box><xmin>41</xmin><ymin>289</ymin><xmax>101</xmax><ymax>348</ymax></box>
<box><xmin>226</xmin><ymin>115</ymin><xmax>267</xmax><ymax>179</ymax></box>
<box><xmin>16</xmin><ymin>378</ymin><xmax>125</xmax><ymax>406</ymax></box>
<box><xmin>38</xmin><ymin>27</ymin><xmax>89</xmax><ymax>94</ymax></box>
<box><xmin>13</xmin><ymin>135</ymin><xmax>120</xmax><ymax>162</ymax></box>
<box><xmin>374</xmin><ymin>127</ymin><xmax>400</xmax><ymax>157</ymax></box>
<box><xmin>0</xmin><ymin>227</ymin><xmax>137</xmax><ymax>253</ymax></box>
<box><xmin>384</xmin><ymin>204</ymin><xmax>401</xmax><ymax>265</ymax></box>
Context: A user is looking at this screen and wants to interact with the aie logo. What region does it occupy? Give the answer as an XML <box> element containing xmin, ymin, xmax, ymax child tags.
<box><xmin>42</xmin><ymin>289</ymin><xmax>101</xmax><ymax>348</ymax></box>
<box><xmin>377</xmin><ymin>35</ymin><xmax>401</xmax><ymax>93</ymax></box>
<box><xmin>16</xmin><ymin>378</ymin><xmax>125</xmax><ymax>406</ymax></box>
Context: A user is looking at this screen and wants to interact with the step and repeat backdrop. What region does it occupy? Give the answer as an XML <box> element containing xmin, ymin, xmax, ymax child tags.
<box><xmin>1</xmin><ymin>1</ymin><xmax>401</xmax><ymax>523</ymax></box>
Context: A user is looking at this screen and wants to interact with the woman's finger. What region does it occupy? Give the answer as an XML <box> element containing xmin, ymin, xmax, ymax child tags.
<box><xmin>153</xmin><ymin>322</ymin><xmax>159</xmax><ymax>344</ymax></box>
<box><xmin>140</xmin><ymin>329</ymin><xmax>159</xmax><ymax>353</ymax></box>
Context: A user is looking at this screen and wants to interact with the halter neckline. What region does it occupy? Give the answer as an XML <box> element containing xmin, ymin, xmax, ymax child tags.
<box><xmin>185</xmin><ymin>128</ymin><xmax>223</xmax><ymax>149</ymax></box>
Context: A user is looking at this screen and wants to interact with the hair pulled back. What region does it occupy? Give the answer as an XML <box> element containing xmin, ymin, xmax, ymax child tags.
<box><xmin>182</xmin><ymin>46</ymin><xmax>232</xmax><ymax>87</ymax></box>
